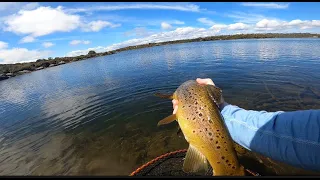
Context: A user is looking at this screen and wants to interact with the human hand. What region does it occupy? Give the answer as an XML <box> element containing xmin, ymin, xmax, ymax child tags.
<box><xmin>172</xmin><ymin>78</ymin><xmax>225</xmax><ymax>115</ymax></box>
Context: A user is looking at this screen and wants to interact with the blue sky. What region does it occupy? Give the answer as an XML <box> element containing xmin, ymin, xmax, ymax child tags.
<box><xmin>0</xmin><ymin>2</ymin><xmax>319</xmax><ymax>64</ymax></box>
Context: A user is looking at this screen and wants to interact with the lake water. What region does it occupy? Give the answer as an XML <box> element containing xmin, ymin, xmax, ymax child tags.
<box><xmin>0</xmin><ymin>38</ymin><xmax>320</xmax><ymax>176</ymax></box>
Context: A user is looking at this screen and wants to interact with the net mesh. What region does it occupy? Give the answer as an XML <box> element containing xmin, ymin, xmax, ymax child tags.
<box><xmin>130</xmin><ymin>149</ymin><xmax>258</xmax><ymax>176</ymax></box>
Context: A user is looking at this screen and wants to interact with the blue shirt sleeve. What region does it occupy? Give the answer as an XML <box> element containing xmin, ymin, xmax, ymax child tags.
<box><xmin>220</xmin><ymin>103</ymin><xmax>320</xmax><ymax>172</ymax></box>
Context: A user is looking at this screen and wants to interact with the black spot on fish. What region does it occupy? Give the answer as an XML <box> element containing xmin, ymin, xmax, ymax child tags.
<box><xmin>189</xmin><ymin>105</ymin><xmax>191</xmax><ymax>107</ymax></box>
<box><xmin>210</xmin><ymin>138</ymin><xmax>213</xmax><ymax>141</ymax></box>
<box><xmin>221</xmin><ymin>137</ymin><xmax>224</xmax><ymax>139</ymax></box>
<box><xmin>182</xmin><ymin>106</ymin><xmax>185</xmax><ymax>108</ymax></box>
<box><xmin>224</xmin><ymin>141</ymin><xmax>227</xmax><ymax>144</ymax></box>
<box><xmin>226</xmin><ymin>160</ymin><xmax>229</xmax><ymax>163</ymax></box>
<box><xmin>215</xmin><ymin>141</ymin><xmax>218</xmax><ymax>144</ymax></box>
<box><xmin>217</xmin><ymin>146</ymin><xmax>220</xmax><ymax>149</ymax></box>
<box><xmin>216</xmin><ymin>130</ymin><xmax>219</xmax><ymax>132</ymax></box>
<box><xmin>232</xmin><ymin>166</ymin><xmax>236</xmax><ymax>169</ymax></box>
<box><xmin>209</xmin><ymin>120</ymin><xmax>213</xmax><ymax>124</ymax></box>
<box><xmin>195</xmin><ymin>101</ymin><xmax>198</xmax><ymax>105</ymax></box>
<box><xmin>204</xmin><ymin>105</ymin><xmax>207</xmax><ymax>108</ymax></box>
<box><xmin>217</xmin><ymin>162</ymin><xmax>220</xmax><ymax>164</ymax></box>
<box><xmin>225</xmin><ymin>149</ymin><xmax>228</xmax><ymax>152</ymax></box>
<box><xmin>208</xmin><ymin>132</ymin><xmax>212</xmax><ymax>136</ymax></box>
<box><xmin>205</xmin><ymin>128</ymin><xmax>208</xmax><ymax>131</ymax></box>
<box><xmin>221</xmin><ymin>156</ymin><xmax>225</xmax><ymax>159</ymax></box>
<box><xmin>193</xmin><ymin>117</ymin><xmax>196</xmax><ymax>120</ymax></box>
<box><xmin>228</xmin><ymin>164</ymin><xmax>231</xmax><ymax>166</ymax></box>
<box><xmin>193</xmin><ymin>130</ymin><xmax>195</xmax><ymax>133</ymax></box>
<box><xmin>199</xmin><ymin>113</ymin><xmax>202</xmax><ymax>117</ymax></box>
<box><xmin>216</xmin><ymin>136</ymin><xmax>219</xmax><ymax>138</ymax></box>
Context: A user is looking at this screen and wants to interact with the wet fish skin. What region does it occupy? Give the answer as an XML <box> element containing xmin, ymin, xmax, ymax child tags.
<box><xmin>157</xmin><ymin>80</ymin><xmax>245</xmax><ymax>176</ymax></box>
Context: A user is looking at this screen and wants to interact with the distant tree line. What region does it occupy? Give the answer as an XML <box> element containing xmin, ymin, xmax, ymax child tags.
<box><xmin>0</xmin><ymin>33</ymin><xmax>318</xmax><ymax>77</ymax></box>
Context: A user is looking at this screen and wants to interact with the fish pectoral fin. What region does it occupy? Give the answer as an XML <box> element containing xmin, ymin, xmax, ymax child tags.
<box><xmin>183</xmin><ymin>144</ymin><xmax>209</xmax><ymax>174</ymax></box>
<box><xmin>233</xmin><ymin>142</ymin><xmax>248</xmax><ymax>155</ymax></box>
<box><xmin>157</xmin><ymin>114</ymin><xmax>176</xmax><ymax>126</ymax></box>
<box><xmin>154</xmin><ymin>93</ymin><xmax>173</xmax><ymax>99</ymax></box>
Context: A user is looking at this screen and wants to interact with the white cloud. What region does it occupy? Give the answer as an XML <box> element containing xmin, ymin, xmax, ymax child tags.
<box><xmin>66</xmin><ymin>46</ymin><xmax>106</xmax><ymax>57</ymax></box>
<box><xmin>228</xmin><ymin>22</ymin><xmax>250</xmax><ymax>30</ymax></box>
<box><xmin>21</xmin><ymin>2</ymin><xmax>40</xmax><ymax>10</ymax></box>
<box><xmin>197</xmin><ymin>18</ymin><xmax>215</xmax><ymax>26</ymax></box>
<box><xmin>83</xmin><ymin>40</ymin><xmax>90</xmax><ymax>45</ymax></box>
<box><xmin>4</xmin><ymin>6</ymin><xmax>81</xmax><ymax>38</ymax></box>
<box><xmin>226</xmin><ymin>12</ymin><xmax>275</xmax><ymax>24</ymax></box>
<box><xmin>255</xmin><ymin>19</ymin><xmax>320</xmax><ymax>31</ymax></box>
<box><xmin>0</xmin><ymin>48</ymin><xmax>50</xmax><ymax>64</ymax></box>
<box><xmin>170</xmin><ymin>20</ymin><xmax>185</xmax><ymax>25</ymax></box>
<box><xmin>69</xmin><ymin>40</ymin><xmax>91</xmax><ymax>45</ymax></box>
<box><xmin>161</xmin><ymin>22</ymin><xmax>172</xmax><ymax>30</ymax></box>
<box><xmin>42</xmin><ymin>42</ymin><xmax>54</xmax><ymax>48</ymax></box>
<box><xmin>20</xmin><ymin>36</ymin><xmax>36</xmax><ymax>43</ymax></box>
<box><xmin>81</xmin><ymin>20</ymin><xmax>121</xmax><ymax>32</ymax></box>
<box><xmin>3</xmin><ymin>6</ymin><xmax>121</xmax><ymax>41</ymax></box>
<box><xmin>0</xmin><ymin>2</ymin><xmax>39</xmax><ymax>12</ymax></box>
<box><xmin>124</xmin><ymin>27</ymin><xmax>154</xmax><ymax>37</ymax></box>
<box><xmin>161</xmin><ymin>20</ymin><xmax>185</xmax><ymax>30</ymax></box>
<box><xmin>210</xmin><ymin>24</ymin><xmax>228</xmax><ymax>33</ymax></box>
<box><xmin>66</xmin><ymin>3</ymin><xmax>203</xmax><ymax>13</ymax></box>
<box><xmin>241</xmin><ymin>3</ymin><xmax>289</xmax><ymax>9</ymax></box>
<box><xmin>66</xmin><ymin>27</ymin><xmax>219</xmax><ymax>57</ymax></box>
<box><xmin>0</xmin><ymin>41</ymin><xmax>8</xmax><ymax>49</ymax></box>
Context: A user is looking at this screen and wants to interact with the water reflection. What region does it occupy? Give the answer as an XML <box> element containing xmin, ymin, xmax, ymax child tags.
<box><xmin>257</xmin><ymin>40</ymin><xmax>280</xmax><ymax>61</ymax></box>
<box><xmin>0</xmin><ymin>39</ymin><xmax>319</xmax><ymax>175</ymax></box>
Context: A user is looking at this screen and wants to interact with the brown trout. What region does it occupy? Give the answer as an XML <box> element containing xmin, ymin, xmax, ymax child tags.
<box><xmin>155</xmin><ymin>80</ymin><xmax>246</xmax><ymax>176</ymax></box>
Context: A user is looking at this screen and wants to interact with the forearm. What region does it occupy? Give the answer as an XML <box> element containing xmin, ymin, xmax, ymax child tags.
<box><xmin>220</xmin><ymin>103</ymin><xmax>320</xmax><ymax>172</ymax></box>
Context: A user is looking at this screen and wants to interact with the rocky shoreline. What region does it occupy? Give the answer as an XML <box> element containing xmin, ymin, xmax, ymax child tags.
<box><xmin>0</xmin><ymin>33</ymin><xmax>319</xmax><ymax>81</ymax></box>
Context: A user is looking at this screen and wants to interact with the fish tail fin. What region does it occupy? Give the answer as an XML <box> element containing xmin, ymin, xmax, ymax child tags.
<box><xmin>183</xmin><ymin>144</ymin><xmax>209</xmax><ymax>174</ymax></box>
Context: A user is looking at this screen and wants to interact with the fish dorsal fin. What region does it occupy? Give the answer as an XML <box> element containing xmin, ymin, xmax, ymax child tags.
<box><xmin>233</xmin><ymin>142</ymin><xmax>248</xmax><ymax>155</ymax></box>
<box><xmin>183</xmin><ymin>144</ymin><xmax>209</xmax><ymax>174</ymax></box>
<box><xmin>206</xmin><ymin>85</ymin><xmax>223</xmax><ymax>106</ymax></box>
<box><xmin>154</xmin><ymin>93</ymin><xmax>173</xmax><ymax>99</ymax></box>
<box><xmin>157</xmin><ymin>114</ymin><xmax>176</xmax><ymax>126</ymax></box>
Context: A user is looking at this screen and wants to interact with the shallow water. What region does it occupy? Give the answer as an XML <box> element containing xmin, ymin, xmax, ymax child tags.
<box><xmin>0</xmin><ymin>38</ymin><xmax>320</xmax><ymax>175</ymax></box>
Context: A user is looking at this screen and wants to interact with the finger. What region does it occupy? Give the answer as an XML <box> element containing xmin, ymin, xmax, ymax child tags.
<box><xmin>172</xmin><ymin>99</ymin><xmax>178</xmax><ymax>107</ymax></box>
<box><xmin>172</xmin><ymin>99</ymin><xmax>178</xmax><ymax>114</ymax></box>
<box><xmin>173</xmin><ymin>104</ymin><xmax>178</xmax><ymax>114</ymax></box>
<box><xmin>196</xmin><ymin>78</ymin><xmax>215</xmax><ymax>86</ymax></box>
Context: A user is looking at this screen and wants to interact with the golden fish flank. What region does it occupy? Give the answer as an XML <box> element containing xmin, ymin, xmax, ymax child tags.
<box><xmin>156</xmin><ymin>80</ymin><xmax>245</xmax><ymax>176</ymax></box>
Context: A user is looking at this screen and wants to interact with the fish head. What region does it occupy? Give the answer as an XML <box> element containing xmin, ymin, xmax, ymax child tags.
<box><xmin>173</xmin><ymin>80</ymin><xmax>213</xmax><ymax>143</ymax></box>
